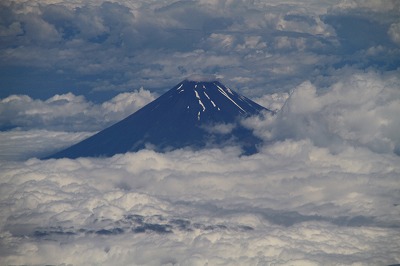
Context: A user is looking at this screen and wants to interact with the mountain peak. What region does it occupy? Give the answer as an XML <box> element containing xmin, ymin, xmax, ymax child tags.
<box><xmin>46</xmin><ymin>80</ymin><xmax>271</xmax><ymax>159</ymax></box>
<box><xmin>171</xmin><ymin>79</ymin><xmax>265</xmax><ymax>121</ymax></box>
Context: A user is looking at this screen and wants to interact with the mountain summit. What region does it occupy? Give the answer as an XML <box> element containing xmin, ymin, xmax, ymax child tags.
<box><xmin>46</xmin><ymin>79</ymin><xmax>271</xmax><ymax>159</ymax></box>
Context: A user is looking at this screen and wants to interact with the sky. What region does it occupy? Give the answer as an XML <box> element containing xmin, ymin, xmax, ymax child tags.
<box><xmin>1</xmin><ymin>0</ymin><xmax>399</xmax><ymax>100</ymax></box>
<box><xmin>1</xmin><ymin>0</ymin><xmax>400</xmax><ymax>265</ymax></box>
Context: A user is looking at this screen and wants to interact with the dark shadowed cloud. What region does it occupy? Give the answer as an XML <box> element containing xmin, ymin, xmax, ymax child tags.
<box><xmin>0</xmin><ymin>0</ymin><xmax>399</xmax><ymax>100</ymax></box>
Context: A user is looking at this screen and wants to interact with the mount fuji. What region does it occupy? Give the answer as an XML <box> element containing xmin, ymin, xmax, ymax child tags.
<box><xmin>46</xmin><ymin>79</ymin><xmax>271</xmax><ymax>159</ymax></box>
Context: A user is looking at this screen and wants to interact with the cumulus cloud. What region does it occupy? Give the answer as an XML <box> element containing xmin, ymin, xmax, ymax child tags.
<box><xmin>1</xmin><ymin>70</ymin><xmax>400</xmax><ymax>265</ymax></box>
<box><xmin>1</xmin><ymin>1</ymin><xmax>400</xmax><ymax>264</ymax></box>
<box><xmin>1</xmin><ymin>0</ymin><xmax>398</xmax><ymax>99</ymax></box>
<box><xmin>244</xmin><ymin>70</ymin><xmax>400</xmax><ymax>155</ymax></box>
<box><xmin>0</xmin><ymin>88</ymin><xmax>155</xmax><ymax>131</ymax></box>
<box><xmin>0</xmin><ymin>143</ymin><xmax>399</xmax><ymax>265</ymax></box>
<box><xmin>0</xmin><ymin>129</ymin><xmax>92</xmax><ymax>161</ymax></box>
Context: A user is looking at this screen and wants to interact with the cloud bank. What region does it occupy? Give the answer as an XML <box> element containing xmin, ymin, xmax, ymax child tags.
<box><xmin>1</xmin><ymin>0</ymin><xmax>399</xmax><ymax>100</ymax></box>
<box><xmin>1</xmin><ymin>71</ymin><xmax>399</xmax><ymax>265</ymax></box>
<box><xmin>244</xmin><ymin>70</ymin><xmax>400</xmax><ymax>155</ymax></box>
<box><xmin>0</xmin><ymin>88</ymin><xmax>155</xmax><ymax>131</ymax></box>
<box><xmin>0</xmin><ymin>143</ymin><xmax>399</xmax><ymax>265</ymax></box>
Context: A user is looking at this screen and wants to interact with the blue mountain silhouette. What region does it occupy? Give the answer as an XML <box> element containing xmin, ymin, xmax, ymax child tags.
<box><xmin>46</xmin><ymin>79</ymin><xmax>271</xmax><ymax>159</ymax></box>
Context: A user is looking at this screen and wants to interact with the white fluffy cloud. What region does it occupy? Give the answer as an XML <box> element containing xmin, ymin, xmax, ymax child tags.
<box><xmin>1</xmin><ymin>71</ymin><xmax>400</xmax><ymax>265</ymax></box>
<box><xmin>0</xmin><ymin>88</ymin><xmax>155</xmax><ymax>131</ymax></box>
<box><xmin>244</xmin><ymin>70</ymin><xmax>400</xmax><ymax>155</ymax></box>
<box><xmin>0</xmin><ymin>143</ymin><xmax>399</xmax><ymax>265</ymax></box>
<box><xmin>1</xmin><ymin>1</ymin><xmax>400</xmax><ymax>264</ymax></box>
<box><xmin>0</xmin><ymin>130</ymin><xmax>92</xmax><ymax>161</ymax></box>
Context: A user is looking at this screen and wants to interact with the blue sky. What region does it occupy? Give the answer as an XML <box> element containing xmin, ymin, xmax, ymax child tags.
<box><xmin>1</xmin><ymin>0</ymin><xmax>399</xmax><ymax>101</ymax></box>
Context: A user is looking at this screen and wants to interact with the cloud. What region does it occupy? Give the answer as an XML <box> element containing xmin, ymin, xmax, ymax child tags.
<box><xmin>202</xmin><ymin>122</ymin><xmax>236</xmax><ymax>134</ymax></box>
<box><xmin>1</xmin><ymin>69</ymin><xmax>400</xmax><ymax>265</ymax></box>
<box><xmin>334</xmin><ymin>0</ymin><xmax>400</xmax><ymax>13</ymax></box>
<box><xmin>0</xmin><ymin>129</ymin><xmax>92</xmax><ymax>161</ymax></box>
<box><xmin>1</xmin><ymin>2</ymin><xmax>400</xmax><ymax>264</ymax></box>
<box><xmin>0</xmin><ymin>141</ymin><xmax>399</xmax><ymax>265</ymax></box>
<box><xmin>185</xmin><ymin>73</ymin><xmax>219</xmax><ymax>82</ymax></box>
<box><xmin>0</xmin><ymin>88</ymin><xmax>155</xmax><ymax>131</ymax></box>
<box><xmin>244</xmin><ymin>70</ymin><xmax>400</xmax><ymax>155</ymax></box>
<box><xmin>388</xmin><ymin>22</ymin><xmax>400</xmax><ymax>46</ymax></box>
<box><xmin>1</xmin><ymin>0</ymin><xmax>398</xmax><ymax>100</ymax></box>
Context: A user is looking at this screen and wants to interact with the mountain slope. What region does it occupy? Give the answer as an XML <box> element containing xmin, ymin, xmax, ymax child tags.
<box><xmin>46</xmin><ymin>80</ymin><xmax>270</xmax><ymax>159</ymax></box>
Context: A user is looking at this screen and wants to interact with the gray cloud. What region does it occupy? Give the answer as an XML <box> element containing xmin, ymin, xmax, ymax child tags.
<box><xmin>1</xmin><ymin>1</ymin><xmax>400</xmax><ymax>264</ymax></box>
<box><xmin>0</xmin><ymin>141</ymin><xmax>399</xmax><ymax>265</ymax></box>
<box><xmin>388</xmin><ymin>22</ymin><xmax>400</xmax><ymax>46</ymax></box>
<box><xmin>0</xmin><ymin>129</ymin><xmax>92</xmax><ymax>161</ymax></box>
<box><xmin>243</xmin><ymin>70</ymin><xmax>400</xmax><ymax>155</ymax></box>
<box><xmin>0</xmin><ymin>88</ymin><xmax>155</xmax><ymax>131</ymax></box>
<box><xmin>1</xmin><ymin>0</ymin><xmax>398</xmax><ymax>100</ymax></box>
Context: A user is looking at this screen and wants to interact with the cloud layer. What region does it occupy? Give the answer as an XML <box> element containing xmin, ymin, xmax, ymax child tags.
<box><xmin>1</xmin><ymin>0</ymin><xmax>399</xmax><ymax>100</ymax></box>
<box><xmin>245</xmin><ymin>70</ymin><xmax>400</xmax><ymax>155</ymax></box>
<box><xmin>1</xmin><ymin>70</ymin><xmax>400</xmax><ymax>265</ymax></box>
<box><xmin>1</xmin><ymin>1</ymin><xmax>399</xmax><ymax>264</ymax></box>
<box><xmin>0</xmin><ymin>88</ymin><xmax>155</xmax><ymax>131</ymax></box>
<box><xmin>1</xmin><ymin>142</ymin><xmax>399</xmax><ymax>265</ymax></box>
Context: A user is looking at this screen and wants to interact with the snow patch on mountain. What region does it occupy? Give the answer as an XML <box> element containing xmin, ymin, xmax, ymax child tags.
<box><xmin>216</xmin><ymin>84</ymin><xmax>246</xmax><ymax>113</ymax></box>
<box><xmin>45</xmin><ymin>80</ymin><xmax>270</xmax><ymax>159</ymax></box>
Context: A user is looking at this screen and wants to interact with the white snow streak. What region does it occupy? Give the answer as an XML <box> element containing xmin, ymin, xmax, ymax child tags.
<box><xmin>176</xmin><ymin>84</ymin><xmax>183</xmax><ymax>91</ymax></box>
<box><xmin>195</xmin><ymin>90</ymin><xmax>206</xmax><ymax>112</ymax></box>
<box><xmin>216</xmin><ymin>84</ymin><xmax>246</xmax><ymax>113</ymax></box>
<box><xmin>197</xmin><ymin>111</ymin><xmax>201</xmax><ymax>120</ymax></box>
<box><xmin>194</xmin><ymin>90</ymin><xmax>200</xmax><ymax>99</ymax></box>
<box><xmin>203</xmin><ymin>92</ymin><xmax>217</xmax><ymax>108</ymax></box>
<box><xmin>199</xmin><ymin>100</ymin><xmax>206</xmax><ymax>111</ymax></box>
